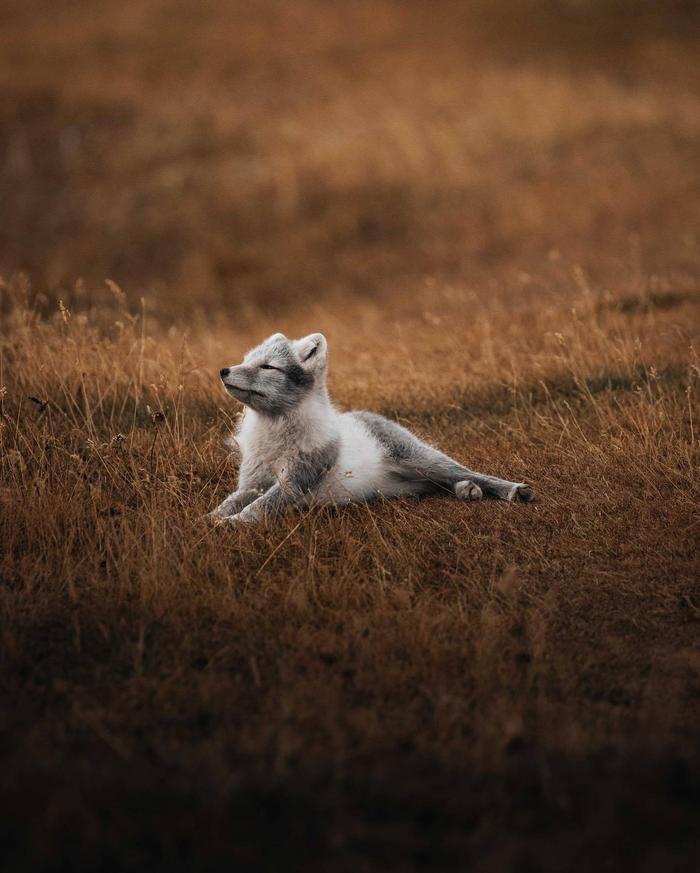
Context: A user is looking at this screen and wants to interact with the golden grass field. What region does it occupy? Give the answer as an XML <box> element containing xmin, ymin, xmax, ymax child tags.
<box><xmin>1</xmin><ymin>1</ymin><xmax>699</xmax><ymax>870</ymax></box>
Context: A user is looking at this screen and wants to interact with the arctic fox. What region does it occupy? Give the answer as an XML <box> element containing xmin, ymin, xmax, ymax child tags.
<box><xmin>211</xmin><ymin>332</ymin><xmax>534</xmax><ymax>523</ymax></box>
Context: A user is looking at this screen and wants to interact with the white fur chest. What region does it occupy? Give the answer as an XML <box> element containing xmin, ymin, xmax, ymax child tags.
<box><xmin>235</xmin><ymin>396</ymin><xmax>339</xmax><ymax>469</ymax></box>
<box><xmin>316</xmin><ymin>412</ymin><xmax>389</xmax><ymax>502</ymax></box>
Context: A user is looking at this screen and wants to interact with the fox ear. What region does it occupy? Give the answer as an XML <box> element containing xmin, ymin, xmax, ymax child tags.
<box><xmin>295</xmin><ymin>333</ymin><xmax>328</xmax><ymax>370</ymax></box>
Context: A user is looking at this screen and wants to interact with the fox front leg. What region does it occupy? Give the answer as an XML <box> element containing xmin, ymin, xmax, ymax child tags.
<box><xmin>209</xmin><ymin>488</ymin><xmax>263</xmax><ymax>519</ymax></box>
<box><xmin>226</xmin><ymin>482</ymin><xmax>292</xmax><ymax>524</ymax></box>
<box><xmin>227</xmin><ymin>440</ymin><xmax>339</xmax><ymax>525</ymax></box>
<box><xmin>209</xmin><ymin>458</ymin><xmax>276</xmax><ymax>520</ymax></box>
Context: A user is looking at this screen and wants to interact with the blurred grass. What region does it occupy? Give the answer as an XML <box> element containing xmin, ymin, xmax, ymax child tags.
<box><xmin>1</xmin><ymin>0</ymin><xmax>698</xmax><ymax>316</ymax></box>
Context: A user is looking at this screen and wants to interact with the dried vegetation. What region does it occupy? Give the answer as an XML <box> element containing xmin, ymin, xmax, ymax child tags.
<box><xmin>1</xmin><ymin>1</ymin><xmax>699</xmax><ymax>870</ymax></box>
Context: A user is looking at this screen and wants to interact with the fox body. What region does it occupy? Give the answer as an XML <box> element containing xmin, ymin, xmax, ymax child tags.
<box><xmin>211</xmin><ymin>332</ymin><xmax>533</xmax><ymax>523</ymax></box>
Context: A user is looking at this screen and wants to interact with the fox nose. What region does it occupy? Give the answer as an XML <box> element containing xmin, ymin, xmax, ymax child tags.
<box><xmin>220</xmin><ymin>367</ymin><xmax>230</xmax><ymax>380</ymax></box>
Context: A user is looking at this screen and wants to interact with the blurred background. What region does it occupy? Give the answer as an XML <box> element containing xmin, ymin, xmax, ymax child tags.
<box><xmin>1</xmin><ymin>0</ymin><xmax>698</xmax><ymax>320</ymax></box>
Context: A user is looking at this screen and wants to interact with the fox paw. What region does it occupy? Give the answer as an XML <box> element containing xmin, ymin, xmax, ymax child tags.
<box><xmin>455</xmin><ymin>480</ymin><xmax>483</xmax><ymax>501</ymax></box>
<box><xmin>508</xmin><ymin>483</ymin><xmax>535</xmax><ymax>503</ymax></box>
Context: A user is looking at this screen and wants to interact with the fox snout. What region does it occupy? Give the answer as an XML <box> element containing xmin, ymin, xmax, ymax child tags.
<box><xmin>220</xmin><ymin>365</ymin><xmax>248</xmax><ymax>388</ymax></box>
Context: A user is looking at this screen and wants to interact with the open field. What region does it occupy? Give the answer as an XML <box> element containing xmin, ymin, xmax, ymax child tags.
<box><xmin>1</xmin><ymin>1</ymin><xmax>700</xmax><ymax>870</ymax></box>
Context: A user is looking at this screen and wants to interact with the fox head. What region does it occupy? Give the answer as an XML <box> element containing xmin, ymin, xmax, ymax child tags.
<box><xmin>219</xmin><ymin>332</ymin><xmax>328</xmax><ymax>416</ymax></box>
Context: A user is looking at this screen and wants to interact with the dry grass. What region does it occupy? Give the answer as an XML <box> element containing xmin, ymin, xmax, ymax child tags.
<box><xmin>1</xmin><ymin>2</ymin><xmax>700</xmax><ymax>870</ymax></box>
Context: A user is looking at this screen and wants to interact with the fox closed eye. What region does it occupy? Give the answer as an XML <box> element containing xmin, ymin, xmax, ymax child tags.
<box><xmin>260</xmin><ymin>364</ymin><xmax>279</xmax><ymax>370</ymax></box>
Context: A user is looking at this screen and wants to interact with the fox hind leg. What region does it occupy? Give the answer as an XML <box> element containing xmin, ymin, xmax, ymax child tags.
<box><xmin>454</xmin><ymin>480</ymin><xmax>483</xmax><ymax>501</ymax></box>
<box><xmin>353</xmin><ymin>412</ymin><xmax>534</xmax><ymax>503</ymax></box>
<box><xmin>460</xmin><ymin>473</ymin><xmax>534</xmax><ymax>502</ymax></box>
